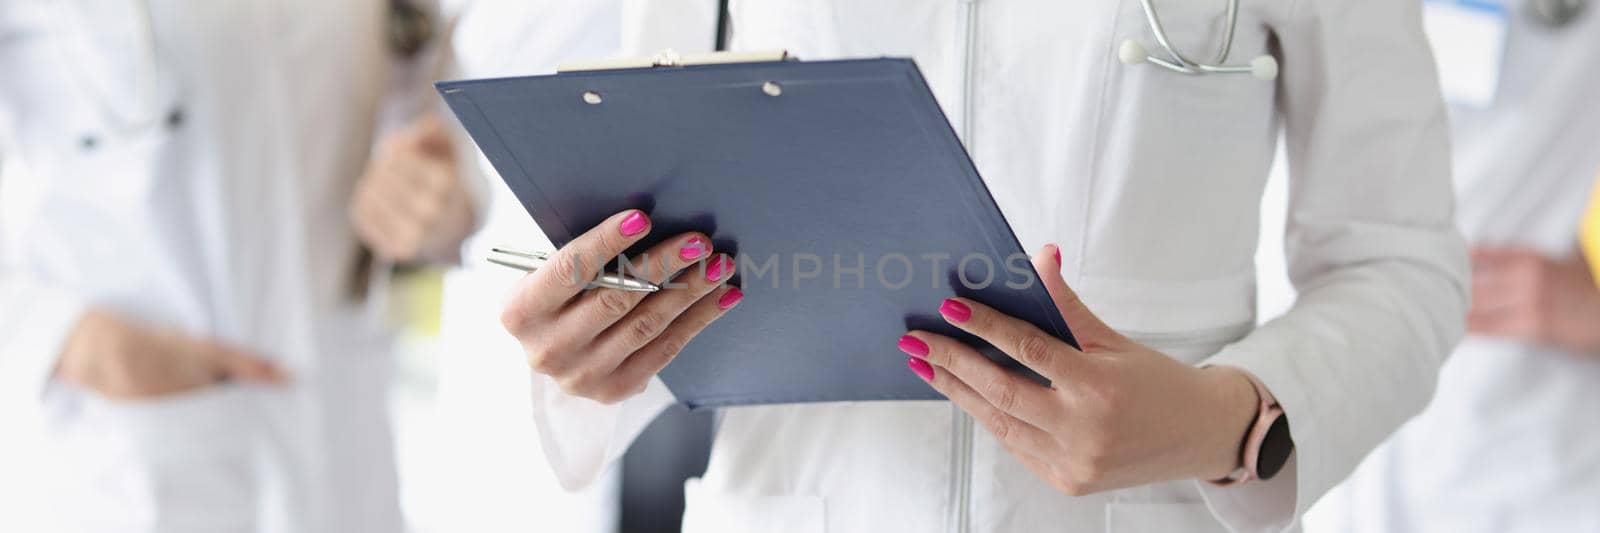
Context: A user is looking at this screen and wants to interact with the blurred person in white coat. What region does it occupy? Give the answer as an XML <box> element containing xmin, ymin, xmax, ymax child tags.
<box><xmin>0</xmin><ymin>1</ymin><xmax>476</xmax><ymax>531</ymax></box>
<box><xmin>1307</xmin><ymin>2</ymin><xmax>1600</xmax><ymax>531</ymax></box>
<box><xmin>478</xmin><ymin>1</ymin><xmax>1471</xmax><ymax>532</ymax></box>
<box><xmin>427</xmin><ymin>1</ymin><xmax>726</xmax><ymax>531</ymax></box>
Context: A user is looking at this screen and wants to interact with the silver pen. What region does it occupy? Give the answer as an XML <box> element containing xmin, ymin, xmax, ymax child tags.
<box><xmin>487</xmin><ymin>247</ymin><xmax>661</xmax><ymax>292</ymax></box>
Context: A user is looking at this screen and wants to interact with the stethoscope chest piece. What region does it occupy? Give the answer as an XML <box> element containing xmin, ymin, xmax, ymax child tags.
<box><xmin>1530</xmin><ymin>0</ymin><xmax>1587</xmax><ymax>27</ymax></box>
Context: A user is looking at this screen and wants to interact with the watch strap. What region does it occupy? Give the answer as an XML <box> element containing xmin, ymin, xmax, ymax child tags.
<box><xmin>1210</xmin><ymin>368</ymin><xmax>1284</xmax><ymax>486</ymax></box>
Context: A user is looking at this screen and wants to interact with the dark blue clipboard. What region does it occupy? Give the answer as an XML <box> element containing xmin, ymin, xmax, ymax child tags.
<box><xmin>438</xmin><ymin>57</ymin><xmax>1076</xmax><ymax>409</ymax></box>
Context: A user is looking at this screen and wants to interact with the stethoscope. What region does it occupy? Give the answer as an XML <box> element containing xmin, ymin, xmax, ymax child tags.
<box><xmin>1118</xmin><ymin>0</ymin><xmax>1279</xmax><ymax>81</ymax></box>
<box><xmin>1530</xmin><ymin>0</ymin><xmax>1588</xmax><ymax>26</ymax></box>
<box><xmin>52</xmin><ymin>0</ymin><xmax>180</xmax><ymax>148</ymax></box>
<box><xmin>1118</xmin><ymin>0</ymin><xmax>1587</xmax><ymax>82</ymax></box>
<box><xmin>52</xmin><ymin>0</ymin><xmax>437</xmax><ymax>152</ymax></box>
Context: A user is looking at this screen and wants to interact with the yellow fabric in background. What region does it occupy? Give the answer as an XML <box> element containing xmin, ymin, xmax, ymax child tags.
<box><xmin>1584</xmin><ymin>175</ymin><xmax>1600</xmax><ymax>286</ymax></box>
<box><xmin>393</xmin><ymin>268</ymin><xmax>444</xmax><ymax>338</ymax></box>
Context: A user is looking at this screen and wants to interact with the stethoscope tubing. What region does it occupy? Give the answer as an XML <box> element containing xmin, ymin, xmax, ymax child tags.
<box><xmin>52</xmin><ymin>0</ymin><xmax>170</xmax><ymax>137</ymax></box>
<box><xmin>1138</xmin><ymin>0</ymin><xmax>1239</xmax><ymax>71</ymax></box>
<box><xmin>1126</xmin><ymin>0</ymin><xmax>1276</xmax><ymax>79</ymax></box>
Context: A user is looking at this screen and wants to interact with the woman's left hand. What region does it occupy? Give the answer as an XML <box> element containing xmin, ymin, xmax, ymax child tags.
<box><xmin>899</xmin><ymin>245</ymin><xmax>1260</xmax><ymax>495</ymax></box>
<box><xmin>350</xmin><ymin>113</ymin><xmax>476</xmax><ymax>264</ymax></box>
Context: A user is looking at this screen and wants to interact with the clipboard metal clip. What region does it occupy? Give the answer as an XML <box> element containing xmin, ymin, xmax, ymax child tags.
<box><xmin>558</xmin><ymin>49</ymin><xmax>793</xmax><ymax>73</ymax></box>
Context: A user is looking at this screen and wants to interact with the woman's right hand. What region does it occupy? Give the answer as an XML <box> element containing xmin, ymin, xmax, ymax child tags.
<box><xmin>56</xmin><ymin>310</ymin><xmax>287</xmax><ymax>399</ymax></box>
<box><xmin>500</xmin><ymin>210</ymin><xmax>744</xmax><ymax>404</ymax></box>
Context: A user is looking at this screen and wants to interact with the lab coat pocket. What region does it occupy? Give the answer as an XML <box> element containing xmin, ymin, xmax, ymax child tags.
<box><xmin>1124</xmin><ymin>321</ymin><xmax>1255</xmax><ymax>363</ymax></box>
<box><xmin>1111</xmin><ymin>0</ymin><xmax>1277</xmax><ymax>170</ymax></box>
<box><xmin>681</xmin><ymin>477</ymin><xmax>826</xmax><ymax>533</ymax></box>
<box><xmin>67</xmin><ymin>386</ymin><xmax>259</xmax><ymax>532</ymax></box>
<box><xmin>1104</xmin><ymin>502</ymin><xmax>1229</xmax><ymax>533</ymax></box>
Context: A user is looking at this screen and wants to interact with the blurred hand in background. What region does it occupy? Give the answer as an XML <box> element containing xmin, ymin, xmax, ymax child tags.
<box><xmin>1468</xmin><ymin>246</ymin><xmax>1600</xmax><ymax>354</ymax></box>
<box><xmin>351</xmin><ymin>113</ymin><xmax>475</xmax><ymax>264</ymax></box>
<box><xmin>54</xmin><ymin>310</ymin><xmax>287</xmax><ymax>400</ymax></box>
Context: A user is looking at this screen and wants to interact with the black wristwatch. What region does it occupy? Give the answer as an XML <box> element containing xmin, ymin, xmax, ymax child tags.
<box><xmin>1214</xmin><ymin>371</ymin><xmax>1294</xmax><ymax>484</ymax></box>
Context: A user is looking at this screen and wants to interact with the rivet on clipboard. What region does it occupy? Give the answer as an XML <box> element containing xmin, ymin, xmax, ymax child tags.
<box><xmin>762</xmin><ymin>82</ymin><xmax>783</xmax><ymax>97</ymax></box>
<box><xmin>582</xmin><ymin>91</ymin><xmax>603</xmax><ymax>105</ymax></box>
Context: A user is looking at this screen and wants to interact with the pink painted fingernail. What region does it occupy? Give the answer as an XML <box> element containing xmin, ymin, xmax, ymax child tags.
<box><xmin>939</xmin><ymin>299</ymin><xmax>972</xmax><ymax>323</ymax></box>
<box><xmin>619</xmin><ymin>211</ymin><xmax>649</xmax><ymax>237</ymax></box>
<box><xmin>907</xmin><ymin>357</ymin><xmax>935</xmax><ymax>382</ymax></box>
<box><xmin>898</xmin><ymin>335</ymin><xmax>930</xmax><ymax>358</ymax></box>
<box><xmin>679</xmin><ymin>237</ymin><xmax>707</xmax><ymax>261</ymax></box>
<box><xmin>718</xmin><ymin>287</ymin><xmax>744</xmax><ymax>310</ymax></box>
<box><xmin>705</xmin><ymin>255</ymin><xmax>733</xmax><ymax>281</ymax></box>
<box><xmin>1052</xmin><ymin>245</ymin><xmax>1061</xmax><ymax>265</ymax></box>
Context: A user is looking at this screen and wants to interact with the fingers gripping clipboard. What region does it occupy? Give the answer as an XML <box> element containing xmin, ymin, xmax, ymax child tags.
<box><xmin>438</xmin><ymin>51</ymin><xmax>1076</xmax><ymax>409</ymax></box>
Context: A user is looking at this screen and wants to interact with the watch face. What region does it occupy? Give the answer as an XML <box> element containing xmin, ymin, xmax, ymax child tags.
<box><xmin>1257</xmin><ymin>416</ymin><xmax>1294</xmax><ymax>480</ymax></box>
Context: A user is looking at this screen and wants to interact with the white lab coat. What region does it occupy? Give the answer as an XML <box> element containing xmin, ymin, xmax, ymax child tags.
<box><xmin>484</xmin><ymin>1</ymin><xmax>1468</xmax><ymax>532</ymax></box>
<box><xmin>0</xmin><ymin>2</ymin><xmax>408</xmax><ymax>532</ymax></box>
<box><xmin>1307</xmin><ymin>5</ymin><xmax>1600</xmax><ymax>532</ymax></box>
<box><xmin>423</xmin><ymin>1</ymin><xmax>698</xmax><ymax>532</ymax></box>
